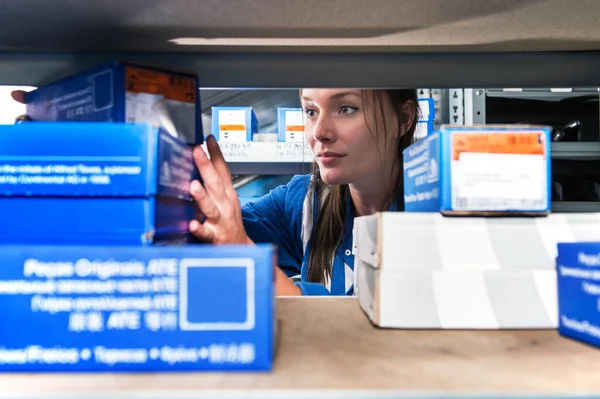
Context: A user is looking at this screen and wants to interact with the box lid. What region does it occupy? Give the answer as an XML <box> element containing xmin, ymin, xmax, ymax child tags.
<box><xmin>355</xmin><ymin>212</ymin><xmax>600</xmax><ymax>272</ymax></box>
<box><xmin>0</xmin><ymin>123</ymin><xmax>194</xmax><ymax>199</ymax></box>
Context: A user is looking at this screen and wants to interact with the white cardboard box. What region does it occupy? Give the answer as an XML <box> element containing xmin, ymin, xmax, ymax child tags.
<box><xmin>353</xmin><ymin>212</ymin><xmax>600</xmax><ymax>329</ymax></box>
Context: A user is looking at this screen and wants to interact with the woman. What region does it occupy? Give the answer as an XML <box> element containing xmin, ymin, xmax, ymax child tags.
<box><xmin>188</xmin><ymin>89</ymin><xmax>418</xmax><ymax>296</ymax></box>
<box><xmin>11</xmin><ymin>88</ymin><xmax>419</xmax><ymax>296</ymax></box>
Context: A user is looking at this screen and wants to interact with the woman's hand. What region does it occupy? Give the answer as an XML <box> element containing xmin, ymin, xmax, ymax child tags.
<box><xmin>11</xmin><ymin>90</ymin><xmax>26</xmax><ymax>104</ymax></box>
<box><xmin>189</xmin><ymin>135</ymin><xmax>252</xmax><ymax>245</ymax></box>
<box><xmin>190</xmin><ymin>136</ymin><xmax>301</xmax><ymax>296</ymax></box>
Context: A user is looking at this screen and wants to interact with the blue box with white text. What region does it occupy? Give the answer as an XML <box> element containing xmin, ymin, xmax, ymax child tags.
<box><xmin>0</xmin><ymin>123</ymin><xmax>197</xmax><ymax>244</ymax></box>
<box><xmin>0</xmin><ymin>244</ymin><xmax>276</xmax><ymax>371</ymax></box>
<box><xmin>24</xmin><ymin>61</ymin><xmax>203</xmax><ymax>145</ymax></box>
<box><xmin>557</xmin><ymin>242</ymin><xmax>600</xmax><ymax>349</ymax></box>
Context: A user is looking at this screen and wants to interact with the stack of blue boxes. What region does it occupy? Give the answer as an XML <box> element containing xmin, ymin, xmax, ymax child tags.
<box><xmin>0</xmin><ymin>63</ymin><xmax>276</xmax><ymax>372</ymax></box>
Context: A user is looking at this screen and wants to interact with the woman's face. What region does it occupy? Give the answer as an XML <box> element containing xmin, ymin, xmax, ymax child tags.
<box><xmin>301</xmin><ymin>89</ymin><xmax>400</xmax><ymax>186</ymax></box>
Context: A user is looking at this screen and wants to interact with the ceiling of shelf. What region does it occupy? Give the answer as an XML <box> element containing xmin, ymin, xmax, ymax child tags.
<box><xmin>1</xmin><ymin>0</ymin><xmax>600</xmax><ymax>53</ymax></box>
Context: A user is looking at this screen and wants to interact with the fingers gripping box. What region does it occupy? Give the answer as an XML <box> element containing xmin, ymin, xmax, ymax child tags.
<box><xmin>0</xmin><ymin>244</ymin><xmax>277</xmax><ymax>371</ymax></box>
<box><xmin>0</xmin><ymin>123</ymin><xmax>196</xmax><ymax>245</ymax></box>
<box><xmin>24</xmin><ymin>61</ymin><xmax>203</xmax><ymax>145</ymax></box>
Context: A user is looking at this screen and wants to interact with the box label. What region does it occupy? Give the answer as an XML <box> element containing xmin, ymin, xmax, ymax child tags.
<box><xmin>450</xmin><ymin>132</ymin><xmax>548</xmax><ymax>211</ymax></box>
<box><xmin>418</xmin><ymin>98</ymin><xmax>431</xmax><ymax>121</ymax></box>
<box><xmin>218</xmin><ymin>110</ymin><xmax>248</xmax><ymax>142</ymax></box>
<box><xmin>557</xmin><ymin>243</ymin><xmax>600</xmax><ymax>346</ymax></box>
<box><xmin>0</xmin><ymin>246</ymin><xmax>274</xmax><ymax>371</ymax></box>
<box><xmin>403</xmin><ymin>134</ymin><xmax>440</xmax><ymax>211</ymax></box>
<box><xmin>285</xmin><ymin>110</ymin><xmax>305</xmax><ymax>142</ymax></box>
<box><xmin>125</xmin><ymin>66</ymin><xmax>197</xmax><ymax>145</ymax></box>
<box><xmin>0</xmin><ymin>124</ymin><xmax>193</xmax><ymax>199</ymax></box>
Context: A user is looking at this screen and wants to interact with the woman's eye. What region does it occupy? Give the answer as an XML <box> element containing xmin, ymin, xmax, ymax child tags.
<box><xmin>304</xmin><ymin>109</ymin><xmax>317</xmax><ymax>118</ymax></box>
<box><xmin>339</xmin><ymin>106</ymin><xmax>358</xmax><ymax>115</ymax></box>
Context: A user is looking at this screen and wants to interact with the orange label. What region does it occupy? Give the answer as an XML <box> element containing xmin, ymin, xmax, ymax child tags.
<box><xmin>125</xmin><ymin>66</ymin><xmax>196</xmax><ymax>104</ymax></box>
<box><xmin>286</xmin><ymin>125</ymin><xmax>305</xmax><ymax>132</ymax></box>
<box><xmin>219</xmin><ymin>125</ymin><xmax>246</xmax><ymax>131</ymax></box>
<box><xmin>451</xmin><ymin>132</ymin><xmax>546</xmax><ymax>161</ymax></box>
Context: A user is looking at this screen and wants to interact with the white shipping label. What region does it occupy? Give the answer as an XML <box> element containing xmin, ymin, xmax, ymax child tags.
<box><xmin>285</xmin><ymin>110</ymin><xmax>305</xmax><ymax>142</ymax></box>
<box><xmin>219</xmin><ymin>110</ymin><xmax>248</xmax><ymax>142</ymax></box>
<box><xmin>414</xmin><ymin>122</ymin><xmax>428</xmax><ymax>139</ymax></box>
<box><xmin>418</xmin><ymin>99</ymin><xmax>430</xmax><ymax>120</ymax></box>
<box><xmin>451</xmin><ymin>152</ymin><xmax>548</xmax><ymax>211</ymax></box>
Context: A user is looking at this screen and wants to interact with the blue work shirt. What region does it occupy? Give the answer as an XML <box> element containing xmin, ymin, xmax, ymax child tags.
<box><xmin>242</xmin><ymin>174</ymin><xmax>399</xmax><ymax>296</ymax></box>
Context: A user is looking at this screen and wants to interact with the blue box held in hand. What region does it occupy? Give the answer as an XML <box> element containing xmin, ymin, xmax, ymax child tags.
<box><xmin>557</xmin><ymin>242</ymin><xmax>600</xmax><ymax>349</ymax></box>
<box><xmin>0</xmin><ymin>123</ymin><xmax>197</xmax><ymax>245</ymax></box>
<box><xmin>24</xmin><ymin>61</ymin><xmax>203</xmax><ymax>145</ymax></box>
<box><xmin>402</xmin><ymin>124</ymin><xmax>552</xmax><ymax>215</ymax></box>
<box><xmin>0</xmin><ymin>244</ymin><xmax>276</xmax><ymax>371</ymax></box>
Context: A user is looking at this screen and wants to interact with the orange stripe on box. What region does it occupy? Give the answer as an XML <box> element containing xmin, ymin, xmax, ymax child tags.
<box><xmin>452</xmin><ymin>132</ymin><xmax>547</xmax><ymax>161</ymax></box>
<box><xmin>125</xmin><ymin>66</ymin><xmax>197</xmax><ymax>104</ymax></box>
<box><xmin>286</xmin><ymin>125</ymin><xmax>305</xmax><ymax>132</ymax></box>
<box><xmin>219</xmin><ymin>125</ymin><xmax>246</xmax><ymax>131</ymax></box>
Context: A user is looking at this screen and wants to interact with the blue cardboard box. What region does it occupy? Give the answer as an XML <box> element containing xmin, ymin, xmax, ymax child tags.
<box><xmin>557</xmin><ymin>242</ymin><xmax>600</xmax><ymax>348</ymax></box>
<box><xmin>211</xmin><ymin>106</ymin><xmax>258</xmax><ymax>142</ymax></box>
<box><xmin>277</xmin><ymin>108</ymin><xmax>305</xmax><ymax>142</ymax></box>
<box><xmin>24</xmin><ymin>61</ymin><xmax>203</xmax><ymax>145</ymax></box>
<box><xmin>0</xmin><ymin>123</ymin><xmax>197</xmax><ymax>244</ymax></box>
<box><xmin>418</xmin><ymin>98</ymin><xmax>435</xmax><ymax>122</ymax></box>
<box><xmin>0</xmin><ymin>244</ymin><xmax>276</xmax><ymax>371</ymax></box>
<box><xmin>403</xmin><ymin>125</ymin><xmax>552</xmax><ymax>215</ymax></box>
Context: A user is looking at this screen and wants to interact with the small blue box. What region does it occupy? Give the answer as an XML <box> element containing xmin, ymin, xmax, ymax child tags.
<box><xmin>0</xmin><ymin>244</ymin><xmax>276</xmax><ymax>371</ymax></box>
<box><xmin>418</xmin><ymin>98</ymin><xmax>435</xmax><ymax>122</ymax></box>
<box><xmin>277</xmin><ymin>108</ymin><xmax>305</xmax><ymax>142</ymax></box>
<box><xmin>0</xmin><ymin>123</ymin><xmax>197</xmax><ymax>244</ymax></box>
<box><xmin>24</xmin><ymin>61</ymin><xmax>203</xmax><ymax>145</ymax></box>
<box><xmin>403</xmin><ymin>125</ymin><xmax>552</xmax><ymax>215</ymax></box>
<box><xmin>211</xmin><ymin>107</ymin><xmax>258</xmax><ymax>142</ymax></box>
<box><xmin>557</xmin><ymin>242</ymin><xmax>600</xmax><ymax>348</ymax></box>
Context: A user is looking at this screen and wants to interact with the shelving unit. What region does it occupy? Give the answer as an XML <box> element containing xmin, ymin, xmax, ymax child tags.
<box><xmin>2</xmin><ymin>0</ymin><xmax>600</xmax><ymax>397</ymax></box>
<box><xmin>2</xmin><ymin>298</ymin><xmax>600</xmax><ymax>398</ymax></box>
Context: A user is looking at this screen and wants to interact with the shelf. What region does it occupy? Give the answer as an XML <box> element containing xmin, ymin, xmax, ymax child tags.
<box><xmin>202</xmin><ymin>141</ymin><xmax>313</xmax><ymax>175</ymax></box>
<box><xmin>485</xmin><ymin>88</ymin><xmax>600</xmax><ymax>102</ymax></box>
<box><xmin>553</xmin><ymin>202</ymin><xmax>600</xmax><ymax>213</ymax></box>
<box><xmin>3</xmin><ymin>52</ymin><xmax>600</xmax><ymax>89</ymax></box>
<box><xmin>1</xmin><ymin>298</ymin><xmax>599</xmax><ymax>398</ymax></box>
<box><xmin>551</xmin><ymin>142</ymin><xmax>600</xmax><ymax>160</ymax></box>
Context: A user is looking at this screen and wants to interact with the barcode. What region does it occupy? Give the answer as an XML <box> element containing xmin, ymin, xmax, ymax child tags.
<box><xmin>454</xmin><ymin>197</ymin><xmax>546</xmax><ymax>210</ymax></box>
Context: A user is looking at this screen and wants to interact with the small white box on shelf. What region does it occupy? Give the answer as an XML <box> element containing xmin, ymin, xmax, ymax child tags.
<box><xmin>353</xmin><ymin>212</ymin><xmax>600</xmax><ymax>329</ymax></box>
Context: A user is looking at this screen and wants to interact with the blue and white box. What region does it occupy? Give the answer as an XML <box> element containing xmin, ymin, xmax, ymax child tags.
<box><xmin>24</xmin><ymin>61</ymin><xmax>203</xmax><ymax>145</ymax></box>
<box><xmin>557</xmin><ymin>242</ymin><xmax>600</xmax><ymax>348</ymax></box>
<box><xmin>418</xmin><ymin>98</ymin><xmax>435</xmax><ymax>122</ymax></box>
<box><xmin>0</xmin><ymin>244</ymin><xmax>276</xmax><ymax>371</ymax></box>
<box><xmin>403</xmin><ymin>124</ymin><xmax>552</xmax><ymax>215</ymax></box>
<box><xmin>277</xmin><ymin>108</ymin><xmax>305</xmax><ymax>142</ymax></box>
<box><xmin>211</xmin><ymin>106</ymin><xmax>258</xmax><ymax>142</ymax></box>
<box><xmin>0</xmin><ymin>123</ymin><xmax>196</xmax><ymax>244</ymax></box>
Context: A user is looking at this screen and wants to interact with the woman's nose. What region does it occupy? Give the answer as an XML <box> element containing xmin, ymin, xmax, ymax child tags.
<box><xmin>312</xmin><ymin>115</ymin><xmax>335</xmax><ymax>143</ymax></box>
